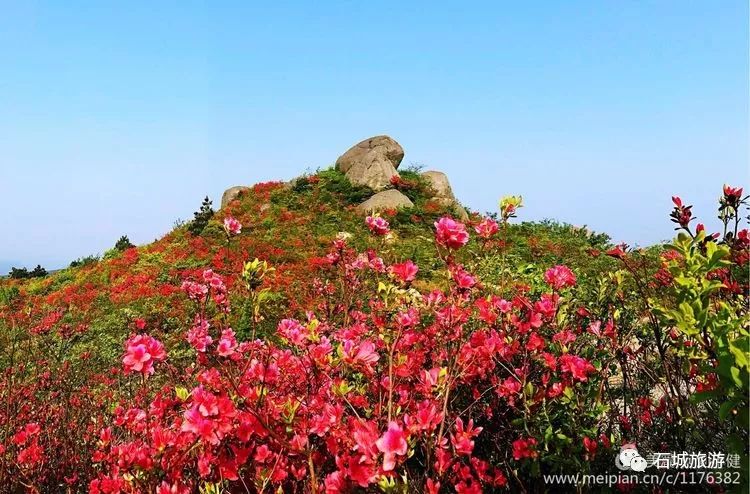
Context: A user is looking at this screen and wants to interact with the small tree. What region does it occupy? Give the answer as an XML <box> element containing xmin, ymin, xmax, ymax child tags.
<box><xmin>70</xmin><ymin>255</ymin><xmax>99</xmax><ymax>268</ymax></box>
<box><xmin>29</xmin><ymin>265</ymin><xmax>48</xmax><ymax>278</ymax></box>
<box><xmin>8</xmin><ymin>267</ymin><xmax>29</xmax><ymax>279</ymax></box>
<box><xmin>188</xmin><ymin>196</ymin><xmax>215</xmax><ymax>236</ymax></box>
<box><xmin>9</xmin><ymin>265</ymin><xmax>47</xmax><ymax>279</ymax></box>
<box><xmin>114</xmin><ymin>235</ymin><xmax>135</xmax><ymax>251</ymax></box>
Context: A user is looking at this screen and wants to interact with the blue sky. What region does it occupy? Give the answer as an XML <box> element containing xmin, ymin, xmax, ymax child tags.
<box><xmin>1</xmin><ymin>1</ymin><xmax>747</xmax><ymax>270</ymax></box>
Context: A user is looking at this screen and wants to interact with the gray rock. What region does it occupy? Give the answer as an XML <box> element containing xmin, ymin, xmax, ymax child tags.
<box><xmin>421</xmin><ymin>170</ymin><xmax>455</xmax><ymax>200</ymax></box>
<box><xmin>221</xmin><ymin>186</ymin><xmax>250</xmax><ymax>208</ymax></box>
<box><xmin>345</xmin><ymin>159</ymin><xmax>399</xmax><ymax>190</ymax></box>
<box><xmin>356</xmin><ymin>189</ymin><xmax>414</xmax><ymax>213</ymax></box>
<box><xmin>336</xmin><ymin>135</ymin><xmax>404</xmax><ymax>173</ymax></box>
<box><xmin>337</xmin><ymin>136</ymin><xmax>404</xmax><ymax>190</ymax></box>
<box><xmin>453</xmin><ymin>204</ymin><xmax>470</xmax><ymax>221</ymax></box>
<box><xmin>421</xmin><ymin>170</ymin><xmax>468</xmax><ymax>221</ymax></box>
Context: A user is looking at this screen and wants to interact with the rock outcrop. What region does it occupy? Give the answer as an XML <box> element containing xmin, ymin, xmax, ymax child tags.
<box><xmin>221</xmin><ymin>186</ymin><xmax>250</xmax><ymax>208</ymax></box>
<box><xmin>336</xmin><ymin>135</ymin><xmax>404</xmax><ymax>190</ymax></box>
<box><xmin>421</xmin><ymin>170</ymin><xmax>469</xmax><ymax>221</ymax></box>
<box><xmin>219</xmin><ymin>136</ymin><xmax>470</xmax><ymax>222</ymax></box>
<box><xmin>422</xmin><ymin>171</ymin><xmax>455</xmax><ymax>202</ymax></box>
<box><xmin>356</xmin><ymin>189</ymin><xmax>414</xmax><ymax>213</ymax></box>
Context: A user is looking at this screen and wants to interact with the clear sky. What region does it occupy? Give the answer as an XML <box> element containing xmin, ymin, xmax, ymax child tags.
<box><xmin>1</xmin><ymin>1</ymin><xmax>747</xmax><ymax>270</ymax></box>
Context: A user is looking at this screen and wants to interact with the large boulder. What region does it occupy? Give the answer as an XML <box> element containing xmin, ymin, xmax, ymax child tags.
<box><xmin>336</xmin><ymin>135</ymin><xmax>404</xmax><ymax>173</ymax></box>
<box><xmin>336</xmin><ymin>136</ymin><xmax>404</xmax><ymax>190</ymax></box>
<box><xmin>421</xmin><ymin>170</ymin><xmax>455</xmax><ymax>200</ymax></box>
<box><xmin>421</xmin><ymin>170</ymin><xmax>469</xmax><ymax>221</ymax></box>
<box><xmin>221</xmin><ymin>186</ymin><xmax>250</xmax><ymax>208</ymax></box>
<box><xmin>356</xmin><ymin>189</ymin><xmax>414</xmax><ymax>213</ymax></box>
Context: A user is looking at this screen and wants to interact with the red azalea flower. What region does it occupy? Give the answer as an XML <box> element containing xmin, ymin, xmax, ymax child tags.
<box><xmin>389</xmin><ymin>260</ymin><xmax>419</xmax><ymax>283</ymax></box>
<box><xmin>583</xmin><ymin>436</ymin><xmax>598</xmax><ymax>457</ymax></box>
<box><xmin>526</xmin><ymin>332</ymin><xmax>545</xmax><ymax>352</ymax></box>
<box><xmin>451</xmin><ymin>418</ymin><xmax>482</xmax><ymax>456</ymax></box>
<box><xmin>474</xmin><ymin>217</ymin><xmax>499</xmax><ymax>239</ymax></box>
<box><xmin>512</xmin><ymin>437</ymin><xmax>538</xmax><ymax>460</ymax></box>
<box><xmin>606</xmin><ymin>244</ymin><xmax>628</xmax><ymax>258</ymax></box>
<box><xmin>559</xmin><ymin>354</ymin><xmax>595</xmax><ymax>382</ymax></box>
<box><xmin>723</xmin><ymin>184</ymin><xmax>743</xmax><ymax>201</ymax></box>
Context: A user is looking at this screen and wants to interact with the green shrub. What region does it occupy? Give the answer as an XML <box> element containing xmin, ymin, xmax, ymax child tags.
<box><xmin>9</xmin><ymin>265</ymin><xmax>48</xmax><ymax>279</ymax></box>
<box><xmin>70</xmin><ymin>255</ymin><xmax>100</xmax><ymax>268</ymax></box>
<box><xmin>188</xmin><ymin>196</ymin><xmax>215</xmax><ymax>236</ymax></box>
<box><xmin>316</xmin><ymin>168</ymin><xmax>373</xmax><ymax>205</ymax></box>
<box><xmin>114</xmin><ymin>235</ymin><xmax>135</xmax><ymax>251</ymax></box>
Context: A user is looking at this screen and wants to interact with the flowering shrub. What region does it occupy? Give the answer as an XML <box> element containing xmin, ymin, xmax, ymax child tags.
<box><xmin>0</xmin><ymin>177</ymin><xmax>747</xmax><ymax>492</ymax></box>
<box><xmin>88</xmin><ymin>215</ymin><xmax>617</xmax><ymax>493</ymax></box>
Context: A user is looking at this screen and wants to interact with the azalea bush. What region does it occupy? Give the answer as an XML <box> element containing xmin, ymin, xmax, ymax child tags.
<box><xmin>88</xmin><ymin>214</ymin><xmax>614</xmax><ymax>493</ymax></box>
<box><xmin>0</xmin><ymin>179</ymin><xmax>747</xmax><ymax>493</ymax></box>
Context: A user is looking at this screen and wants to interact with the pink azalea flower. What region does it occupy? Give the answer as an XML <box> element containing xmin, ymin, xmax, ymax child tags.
<box><xmin>216</xmin><ymin>329</ymin><xmax>237</xmax><ymax>357</ymax></box>
<box><xmin>376</xmin><ymin>421</ymin><xmax>408</xmax><ymax>471</ymax></box>
<box><xmin>552</xmin><ymin>329</ymin><xmax>576</xmax><ymax>346</ymax></box>
<box><xmin>365</xmin><ymin>215</ymin><xmax>390</xmax><ymax>235</ymax></box>
<box><xmin>395</xmin><ymin>308</ymin><xmax>420</xmax><ymax>327</ymax></box>
<box><xmin>181</xmin><ymin>280</ymin><xmax>208</xmax><ymax>301</ymax></box>
<box><xmin>277</xmin><ymin>318</ymin><xmax>309</xmax><ymax>346</ymax></box>
<box><xmin>451</xmin><ymin>265</ymin><xmax>477</xmax><ymax>289</ymax></box>
<box><xmin>496</xmin><ymin>298</ymin><xmax>512</xmax><ymax>313</ymax></box>
<box><xmin>187</xmin><ymin>317</ymin><xmax>212</xmax><ymax>352</ymax></box>
<box><xmin>343</xmin><ymin>340</ymin><xmax>380</xmax><ymax>368</ymax></box>
<box><xmin>434</xmin><ymin>216</ymin><xmax>469</xmax><ymax>249</ymax></box>
<box><xmin>122</xmin><ymin>334</ymin><xmax>166</xmax><ymax>376</ymax></box>
<box><xmin>543</xmin><ymin>265</ymin><xmax>577</xmax><ymax>290</ymax></box>
<box><xmin>223</xmin><ymin>216</ymin><xmax>242</xmax><ymax>236</ymax></box>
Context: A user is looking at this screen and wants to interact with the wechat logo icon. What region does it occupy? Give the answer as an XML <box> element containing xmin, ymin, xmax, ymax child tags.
<box><xmin>615</xmin><ymin>444</ymin><xmax>648</xmax><ymax>472</ymax></box>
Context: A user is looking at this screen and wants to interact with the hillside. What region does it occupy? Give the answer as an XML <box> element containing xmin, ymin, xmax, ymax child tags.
<box><xmin>1</xmin><ymin>166</ymin><xmax>615</xmax><ymax>370</ymax></box>
<box><xmin>0</xmin><ymin>146</ymin><xmax>747</xmax><ymax>493</ymax></box>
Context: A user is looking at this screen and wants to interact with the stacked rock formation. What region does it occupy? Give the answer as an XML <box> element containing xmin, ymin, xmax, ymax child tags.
<box><xmin>220</xmin><ymin>135</ymin><xmax>468</xmax><ymax>220</ymax></box>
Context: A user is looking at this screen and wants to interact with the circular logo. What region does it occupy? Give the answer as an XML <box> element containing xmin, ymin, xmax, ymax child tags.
<box><xmin>615</xmin><ymin>446</ymin><xmax>646</xmax><ymax>471</ymax></box>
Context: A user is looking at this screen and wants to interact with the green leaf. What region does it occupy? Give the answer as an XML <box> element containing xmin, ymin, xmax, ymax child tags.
<box><xmin>719</xmin><ymin>401</ymin><xmax>735</xmax><ymax>422</ymax></box>
<box><xmin>175</xmin><ymin>386</ymin><xmax>189</xmax><ymax>401</ymax></box>
<box><xmin>729</xmin><ymin>343</ymin><xmax>749</xmax><ymax>370</ymax></box>
<box><xmin>730</xmin><ymin>366</ymin><xmax>743</xmax><ymax>387</ymax></box>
